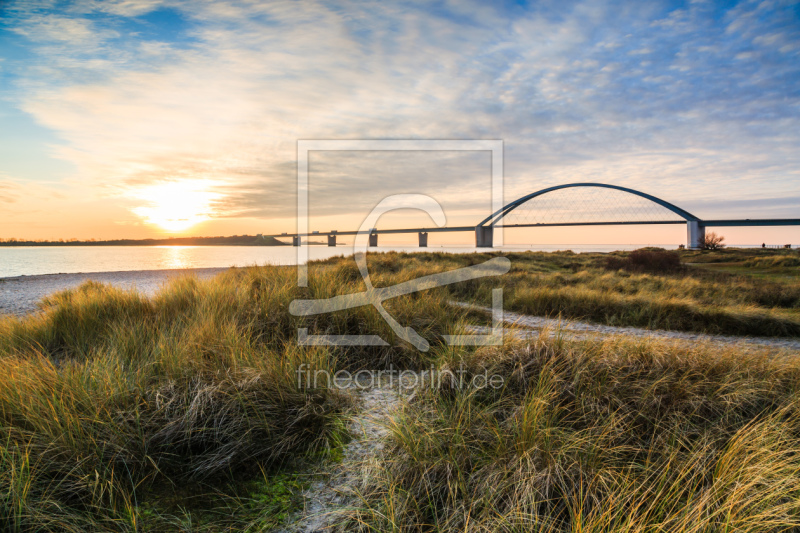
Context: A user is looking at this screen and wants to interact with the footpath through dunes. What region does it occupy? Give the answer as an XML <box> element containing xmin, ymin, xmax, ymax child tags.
<box><xmin>279</xmin><ymin>323</ymin><xmax>800</xmax><ymax>531</ymax></box>
<box><xmin>340</xmin><ymin>337</ymin><xmax>800</xmax><ymax>532</ymax></box>
<box><xmin>457</xmin><ymin>302</ymin><xmax>800</xmax><ymax>352</ymax></box>
<box><xmin>284</xmin><ymin>372</ymin><xmax>416</xmax><ymax>532</ymax></box>
<box><xmin>280</xmin><ymin>332</ymin><xmax>800</xmax><ymax>532</ymax></box>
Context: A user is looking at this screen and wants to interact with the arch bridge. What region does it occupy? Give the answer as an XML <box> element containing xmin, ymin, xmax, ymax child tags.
<box><xmin>266</xmin><ymin>183</ymin><xmax>800</xmax><ymax>249</ymax></box>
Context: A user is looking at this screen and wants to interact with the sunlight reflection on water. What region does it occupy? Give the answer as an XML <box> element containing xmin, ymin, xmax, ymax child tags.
<box><xmin>156</xmin><ymin>246</ymin><xmax>196</xmax><ymax>270</ymax></box>
<box><xmin>0</xmin><ymin>244</ymin><xmax>680</xmax><ymax>278</ymax></box>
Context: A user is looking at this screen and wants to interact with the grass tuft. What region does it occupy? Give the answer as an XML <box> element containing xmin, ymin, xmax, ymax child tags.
<box><xmin>350</xmin><ymin>335</ymin><xmax>800</xmax><ymax>532</ymax></box>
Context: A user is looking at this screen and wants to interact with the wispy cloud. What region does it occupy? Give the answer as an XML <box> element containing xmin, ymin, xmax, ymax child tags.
<box><xmin>0</xmin><ymin>181</ymin><xmax>20</xmax><ymax>204</ymax></box>
<box><xmin>1</xmin><ymin>0</ymin><xmax>799</xmax><ymax>236</ymax></box>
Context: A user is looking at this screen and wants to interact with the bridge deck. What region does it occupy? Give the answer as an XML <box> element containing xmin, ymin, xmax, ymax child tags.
<box><xmin>265</xmin><ymin>218</ymin><xmax>800</xmax><ymax>239</ymax></box>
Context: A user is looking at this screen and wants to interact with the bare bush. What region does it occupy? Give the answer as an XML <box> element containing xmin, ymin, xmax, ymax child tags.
<box><xmin>702</xmin><ymin>231</ymin><xmax>725</xmax><ymax>250</ymax></box>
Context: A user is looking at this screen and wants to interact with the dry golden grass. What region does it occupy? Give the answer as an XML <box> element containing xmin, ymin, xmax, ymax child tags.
<box><xmin>0</xmin><ymin>250</ymin><xmax>798</xmax><ymax>531</ymax></box>
<box><xmin>0</xmin><ymin>262</ymin><xmax>466</xmax><ymax>530</ymax></box>
<box><xmin>350</xmin><ymin>334</ymin><xmax>800</xmax><ymax>532</ymax></box>
<box><xmin>364</xmin><ymin>249</ymin><xmax>800</xmax><ymax>336</ymax></box>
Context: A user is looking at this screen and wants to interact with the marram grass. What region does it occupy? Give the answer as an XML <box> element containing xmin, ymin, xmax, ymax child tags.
<box><xmin>0</xmin><ymin>250</ymin><xmax>798</xmax><ymax>531</ymax></box>
<box><xmin>0</xmin><ymin>261</ymin><xmax>461</xmax><ymax>531</ymax></box>
<box><xmin>348</xmin><ymin>334</ymin><xmax>800</xmax><ymax>532</ymax></box>
<box><xmin>366</xmin><ymin>249</ymin><xmax>800</xmax><ymax>337</ymax></box>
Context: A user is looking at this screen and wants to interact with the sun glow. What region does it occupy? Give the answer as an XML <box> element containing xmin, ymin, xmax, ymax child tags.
<box><xmin>132</xmin><ymin>181</ymin><xmax>221</xmax><ymax>232</ymax></box>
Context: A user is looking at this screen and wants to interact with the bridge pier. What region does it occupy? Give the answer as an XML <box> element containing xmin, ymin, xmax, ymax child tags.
<box><xmin>292</xmin><ymin>236</ymin><xmax>300</xmax><ymax>246</ymax></box>
<box><xmin>369</xmin><ymin>231</ymin><xmax>378</xmax><ymax>247</ymax></box>
<box><xmin>418</xmin><ymin>232</ymin><xmax>428</xmax><ymax>247</ymax></box>
<box><xmin>475</xmin><ymin>225</ymin><xmax>493</xmax><ymax>248</ymax></box>
<box><xmin>327</xmin><ymin>234</ymin><xmax>336</xmax><ymax>247</ymax></box>
<box><xmin>687</xmin><ymin>220</ymin><xmax>705</xmax><ymax>250</ymax></box>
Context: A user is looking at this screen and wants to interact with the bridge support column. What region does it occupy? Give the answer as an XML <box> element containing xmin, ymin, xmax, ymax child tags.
<box><xmin>687</xmin><ymin>220</ymin><xmax>705</xmax><ymax>250</ymax></box>
<box><xmin>292</xmin><ymin>236</ymin><xmax>301</xmax><ymax>247</ymax></box>
<box><xmin>369</xmin><ymin>231</ymin><xmax>378</xmax><ymax>247</ymax></box>
<box><xmin>475</xmin><ymin>226</ymin><xmax>493</xmax><ymax>248</ymax></box>
<box><xmin>418</xmin><ymin>232</ymin><xmax>428</xmax><ymax>247</ymax></box>
<box><xmin>327</xmin><ymin>234</ymin><xmax>336</xmax><ymax>247</ymax></box>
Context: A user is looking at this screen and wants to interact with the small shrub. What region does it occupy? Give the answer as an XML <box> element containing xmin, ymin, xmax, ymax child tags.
<box><xmin>605</xmin><ymin>249</ymin><xmax>683</xmax><ymax>273</ymax></box>
<box><xmin>702</xmin><ymin>231</ymin><xmax>725</xmax><ymax>250</ymax></box>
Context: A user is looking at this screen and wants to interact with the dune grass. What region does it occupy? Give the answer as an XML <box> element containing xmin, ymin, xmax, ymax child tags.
<box><xmin>0</xmin><ymin>262</ymin><xmax>465</xmax><ymax>531</ymax></box>
<box><xmin>0</xmin><ymin>249</ymin><xmax>798</xmax><ymax>530</ymax></box>
<box><xmin>742</xmin><ymin>255</ymin><xmax>800</xmax><ymax>269</ymax></box>
<box><xmin>358</xmin><ymin>249</ymin><xmax>800</xmax><ymax>337</ymax></box>
<box><xmin>349</xmin><ymin>334</ymin><xmax>800</xmax><ymax>532</ymax></box>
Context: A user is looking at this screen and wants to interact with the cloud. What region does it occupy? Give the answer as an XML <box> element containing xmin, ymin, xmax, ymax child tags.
<box><xmin>0</xmin><ymin>182</ymin><xmax>20</xmax><ymax>203</ymax></box>
<box><xmin>10</xmin><ymin>14</ymin><xmax>106</xmax><ymax>44</ymax></box>
<box><xmin>2</xmin><ymin>0</ymin><xmax>799</xmax><ymax>233</ymax></box>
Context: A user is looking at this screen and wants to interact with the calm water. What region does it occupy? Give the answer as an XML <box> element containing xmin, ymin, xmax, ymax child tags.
<box><xmin>0</xmin><ymin>244</ymin><xmax>681</xmax><ymax>278</ymax></box>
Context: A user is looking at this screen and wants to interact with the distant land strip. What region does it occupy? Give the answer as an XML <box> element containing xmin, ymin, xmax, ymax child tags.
<box><xmin>0</xmin><ymin>235</ymin><xmax>297</xmax><ymax>247</ymax></box>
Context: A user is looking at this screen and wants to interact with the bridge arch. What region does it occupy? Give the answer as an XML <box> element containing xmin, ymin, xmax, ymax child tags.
<box><xmin>475</xmin><ymin>183</ymin><xmax>704</xmax><ymax>248</ymax></box>
<box><xmin>478</xmin><ymin>182</ymin><xmax>699</xmax><ymax>227</ymax></box>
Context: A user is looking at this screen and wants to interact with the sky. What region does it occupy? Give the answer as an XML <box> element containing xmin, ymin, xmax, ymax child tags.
<box><xmin>0</xmin><ymin>0</ymin><xmax>799</xmax><ymax>246</ymax></box>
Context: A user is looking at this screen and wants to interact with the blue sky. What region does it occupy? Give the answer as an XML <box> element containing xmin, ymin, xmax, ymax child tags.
<box><xmin>0</xmin><ymin>0</ymin><xmax>798</xmax><ymax>242</ymax></box>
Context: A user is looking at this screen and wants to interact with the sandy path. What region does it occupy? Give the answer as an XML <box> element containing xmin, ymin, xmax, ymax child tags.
<box><xmin>285</xmin><ymin>305</ymin><xmax>800</xmax><ymax>531</ymax></box>
<box><xmin>286</xmin><ymin>371</ymin><xmax>417</xmax><ymax>532</ymax></box>
<box><xmin>457</xmin><ymin>302</ymin><xmax>800</xmax><ymax>352</ymax></box>
<box><xmin>0</xmin><ymin>268</ymin><xmax>229</xmax><ymax>316</ymax></box>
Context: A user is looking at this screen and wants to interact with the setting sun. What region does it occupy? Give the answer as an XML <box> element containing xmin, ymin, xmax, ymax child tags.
<box><xmin>132</xmin><ymin>181</ymin><xmax>221</xmax><ymax>232</ymax></box>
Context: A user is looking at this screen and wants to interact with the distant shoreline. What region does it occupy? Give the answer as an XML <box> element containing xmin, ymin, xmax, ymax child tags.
<box><xmin>0</xmin><ymin>235</ymin><xmax>291</xmax><ymax>247</ymax></box>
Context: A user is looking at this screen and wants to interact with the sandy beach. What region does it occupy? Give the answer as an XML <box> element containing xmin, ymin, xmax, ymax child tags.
<box><xmin>0</xmin><ymin>267</ymin><xmax>229</xmax><ymax>316</ymax></box>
